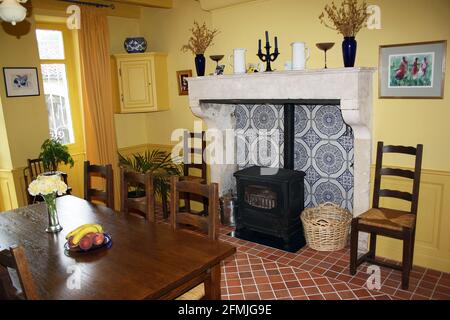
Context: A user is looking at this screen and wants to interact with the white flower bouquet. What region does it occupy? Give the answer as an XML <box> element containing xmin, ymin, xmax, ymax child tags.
<box><xmin>28</xmin><ymin>174</ymin><xmax>68</xmax><ymax>197</ymax></box>
<box><xmin>28</xmin><ymin>174</ymin><xmax>67</xmax><ymax>233</ymax></box>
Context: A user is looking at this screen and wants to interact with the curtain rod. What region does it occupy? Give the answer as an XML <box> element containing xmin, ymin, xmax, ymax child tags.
<box><xmin>58</xmin><ymin>0</ymin><xmax>115</xmax><ymax>9</ymax></box>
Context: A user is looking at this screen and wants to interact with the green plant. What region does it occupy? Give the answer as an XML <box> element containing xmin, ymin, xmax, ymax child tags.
<box><xmin>39</xmin><ymin>139</ymin><xmax>74</xmax><ymax>172</ymax></box>
<box><xmin>118</xmin><ymin>149</ymin><xmax>182</xmax><ymax>207</ymax></box>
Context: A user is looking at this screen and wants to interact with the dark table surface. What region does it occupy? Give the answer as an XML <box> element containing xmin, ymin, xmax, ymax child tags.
<box><xmin>0</xmin><ymin>196</ymin><xmax>235</xmax><ymax>300</ymax></box>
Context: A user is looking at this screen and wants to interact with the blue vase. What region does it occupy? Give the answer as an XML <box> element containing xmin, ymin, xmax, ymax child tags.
<box><xmin>342</xmin><ymin>37</ymin><xmax>357</xmax><ymax>67</ymax></box>
<box><xmin>195</xmin><ymin>54</ymin><xmax>206</xmax><ymax>76</ymax></box>
<box><xmin>124</xmin><ymin>37</ymin><xmax>147</xmax><ymax>53</ymax></box>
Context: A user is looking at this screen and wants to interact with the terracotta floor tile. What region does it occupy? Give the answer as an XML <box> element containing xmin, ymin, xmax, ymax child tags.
<box><xmin>274</xmin><ymin>289</ymin><xmax>291</xmax><ymax>299</ymax></box>
<box><xmin>394</xmin><ymin>289</ymin><xmax>413</xmax><ymax>300</ymax></box>
<box><xmin>285</xmin><ymin>280</ymin><xmax>302</xmax><ymax>288</ymax></box>
<box><xmin>318</xmin><ymin>284</ymin><xmax>336</xmax><ymax>294</ymax></box>
<box><xmin>259</xmin><ymin>291</ymin><xmax>275</xmax><ymax>300</ymax></box>
<box><xmin>242</xmin><ymin>278</ymin><xmax>256</xmax><ymax>285</ymax></box>
<box><xmin>322</xmin><ymin>292</ymin><xmax>341</xmax><ymax>300</ymax></box>
<box><xmin>244</xmin><ymin>293</ymin><xmax>261</xmax><ymax>300</ymax></box>
<box><xmin>432</xmin><ymin>292</ymin><xmax>450</xmax><ymax>300</ymax></box>
<box><xmin>254</xmin><ymin>276</ymin><xmax>270</xmax><ymax>284</ymax></box>
<box><xmin>269</xmin><ymin>275</ymin><xmax>284</xmax><ymax>283</ymax></box>
<box><xmin>272</xmin><ymin>282</ymin><xmax>288</xmax><ymax>290</ymax></box>
<box><xmin>257</xmin><ymin>284</ymin><xmax>273</xmax><ymax>292</ymax></box>
<box><xmin>242</xmin><ymin>285</ymin><xmax>258</xmax><ymax>293</ymax></box>
<box><xmin>338</xmin><ymin>290</ymin><xmax>357</xmax><ymax>300</ymax></box>
<box><xmin>313</xmin><ymin>278</ymin><xmax>330</xmax><ymax>286</ymax></box>
<box><xmin>228</xmin><ymin>287</ymin><xmax>243</xmax><ymax>295</ymax></box>
<box><xmin>289</xmin><ymin>287</ymin><xmax>306</xmax><ymax>296</ymax></box>
<box><xmin>308</xmin><ymin>294</ymin><xmax>325</xmax><ymax>300</ymax></box>
<box><xmin>304</xmin><ymin>286</ymin><xmax>320</xmax><ymax>295</ymax></box>
<box><xmin>301</xmin><ymin>279</ymin><xmax>316</xmax><ymax>287</ymax></box>
<box><xmin>154</xmin><ymin>210</ymin><xmax>450</xmax><ymax>302</ymax></box>
<box><xmin>353</xmin><ymin>288</ymin><xmax>372</xmax><ymax>298</ymax></box>
<box><xmin>414</xmin><ymin>287</ymin><xmax>434</xmax><ymax>298</ymax></box>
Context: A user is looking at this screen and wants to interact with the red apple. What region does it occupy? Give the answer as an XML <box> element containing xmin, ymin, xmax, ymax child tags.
<box><xmin>92</xmin><ymin>233</ymin><xmax>105</xmax><ymax>246</ymax></box>
<box><xmin>79</xmin><ymin>234</ymin><xmax>94</xmax><ymax>251</ymax></box>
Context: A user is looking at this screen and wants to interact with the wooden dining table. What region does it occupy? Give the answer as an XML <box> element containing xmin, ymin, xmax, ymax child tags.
<box><xmin>0</xmin><ymin>195</ymin><xmax>236</xmax><ymax>300</ymax></box>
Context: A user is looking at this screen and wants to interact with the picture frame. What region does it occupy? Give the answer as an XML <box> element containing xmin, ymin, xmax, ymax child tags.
<box><xmin>379</xmin><ymin>40</ymin><xmax>446</xmax><ymax>99</ymax></box>
<box><xmin>176</xmin><ymin>70</ymin><xmax>192</xmax><ymax>96</ymax></box>
<box><xmin>214</xmin><ymin>64</ymin><xmax>225</xmax><ymax>76</ymax></box>
<box><xmin>3</xmin><ymin>67</ymin><xmax>40</xmax><ymax>97</ymax></box>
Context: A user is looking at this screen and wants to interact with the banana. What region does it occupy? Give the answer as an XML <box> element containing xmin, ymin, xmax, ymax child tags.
<box><xmin>72</xmin><ymin>225</ymin><xmax>103</xmax><ymax>245</ymax></box>
<box><xmin>66</xmin><ymin>224</ymin><xmax>103</xmax><ymax>240</ymax></box>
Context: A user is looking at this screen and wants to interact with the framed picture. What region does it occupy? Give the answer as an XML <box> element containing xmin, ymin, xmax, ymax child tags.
<box><xmin>379</xmin><ymin>41</ymin><xmax>446</xmax><ymax>99</ymax></box>
<box><xmin>214</xmin><ymin>64</ymin><xmax>225</xmax><ymax>75</ymax></box>
<box><xmin>176</xmin><ymin>70</ymin><xmax>192</xmax><ymax>96</ymax></box>
<box><xmin>3</xmin><ymin>67</ymin><xmax>40</xmax><ymax>97</ymax></box>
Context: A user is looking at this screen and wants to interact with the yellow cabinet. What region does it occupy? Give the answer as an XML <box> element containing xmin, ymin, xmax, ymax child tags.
<box><xmin>112</xmin><ymin>53</ymin><xmax>169</xmax><ymax>113</ymax></box>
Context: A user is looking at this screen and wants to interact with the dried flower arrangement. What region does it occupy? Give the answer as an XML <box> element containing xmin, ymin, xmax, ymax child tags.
<box><xmin>181</xmin><ymin>21</ymin><xmax>219</xmax><ymax>55</ymax></box>
<box><xmin>319</xmin><ymin>0</ymin><xmax>370</xmax><ymax>37</ymax></box>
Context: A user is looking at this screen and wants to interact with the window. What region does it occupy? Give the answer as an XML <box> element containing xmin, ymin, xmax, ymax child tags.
<box><xmin>36</xmin><ymin>28</ymin><xmax>75</xmax><ymax>145</ymax></box>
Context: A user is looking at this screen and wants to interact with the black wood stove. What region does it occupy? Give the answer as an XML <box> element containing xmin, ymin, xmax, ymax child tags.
<box><xmin>233</xmin><ymin>166</ymin><xmax>306</xmax><ymax>252</ymax></box>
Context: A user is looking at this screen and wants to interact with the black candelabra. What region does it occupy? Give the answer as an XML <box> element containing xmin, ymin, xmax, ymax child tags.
<box><xmin>257</xmin><ymin>31</ymin><xmax>279</xmax><ymax>72</ymax></box>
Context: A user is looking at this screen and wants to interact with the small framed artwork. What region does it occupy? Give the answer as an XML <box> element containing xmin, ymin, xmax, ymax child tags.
<box><xmin>3</xmin><ymin>67</ymin><xmax>40</xmax><ymax>97</ymax></box>
<box><xmin>214</xmin><ymin>64</ymin><xmax>225</xmax><ymax>75</ymax></box>
<box><xmin>177</xmin><ymin>70</ymin><xmax>192</xmax><ymax>96</ymax></box>
<box><xmin>379</xmin><ymin>40</ymin><xmax>447</xmax><ymax>99</ymax></box>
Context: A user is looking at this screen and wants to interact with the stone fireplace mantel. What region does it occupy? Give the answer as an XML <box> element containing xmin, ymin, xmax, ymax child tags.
<box><xmin>187</xmin><ymin>67</ymin><xmax>376</xmax><ymax>219</ymax></box>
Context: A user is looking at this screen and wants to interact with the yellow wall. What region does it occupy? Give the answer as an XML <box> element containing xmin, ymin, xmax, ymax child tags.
<box><xmin>210</xmin><ymin>0</ymin><xmax>450</xmax><ymax>171</ymax></box>
<box><xmin>107</xmin><ymin>15</ymin><xmax>154</xmax><ymax>148</ymax></box>
<box><xmin>139</xmin><ymin>0</ymin><xmax>213</xmax><ymax>145</ymax></box>
<box><xmin>0</xmin><ymin>18</ymin><xmax>50</xmax><ymax>170</ymax></box>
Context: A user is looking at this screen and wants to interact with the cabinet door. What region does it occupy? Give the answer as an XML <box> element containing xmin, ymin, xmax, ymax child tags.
<box><xmin>119</xmin><ymin>60</ymin><xmax>154</xmax><ymax>112</ymax></box>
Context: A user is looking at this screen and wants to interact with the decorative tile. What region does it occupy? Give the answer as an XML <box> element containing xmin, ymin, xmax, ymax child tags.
<box><xmin>235</xmin><ymin>104</ymin><xmax>354</xmax><ymax>212</ymax></box>
<box><xmin>294</xmin><ymin>104</ymin><xmax>354</xmax><ymax>212</ymax></box>
<box><xmin>312</xmin><ymin>105</ymin><xmax>346</xmax><ymax>139</ymax></box>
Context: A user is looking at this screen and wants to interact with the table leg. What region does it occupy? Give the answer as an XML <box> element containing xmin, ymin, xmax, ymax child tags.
<box><xmin>204</xmin><ymin>264</ymin><xmax>221</xmax><ymax>300</ymax></box>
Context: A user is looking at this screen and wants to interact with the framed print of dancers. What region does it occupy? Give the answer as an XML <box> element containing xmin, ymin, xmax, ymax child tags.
<box><xmin>379</xmin><ymin>41</ymin><xmax>446</xmax><ymax>99</ymax></box>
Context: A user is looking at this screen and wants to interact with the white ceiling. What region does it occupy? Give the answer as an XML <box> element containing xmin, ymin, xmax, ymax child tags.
<box><xmin>198</xmin><ymin>0</ymin><xmax>256</xmax><ymax>11</ymax></box>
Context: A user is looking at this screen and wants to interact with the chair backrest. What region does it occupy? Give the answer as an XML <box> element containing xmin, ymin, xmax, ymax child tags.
<box><xmin>372</xmin><ymin>141</ymin><xmax>423</xmax><ymax>215</ymax></box>
<box><xmin>183</xmin><ymin>131</ymin><xmax>207</xmax><ymax>180</ymax></box>
<box><xmin>120</xmin><ymin>167</ymin><xmax>155</xmax><ymax>221</ymax></box>
<box><xmin>0</xmin><ymin>246</ymin><xmax>39</xmax><ymax>300</ymax></box>
<box><xmin>27</xmin><ymin>158</ymin><xmax>45</xmax><ymax>179</ymax></box>
<box><xmin>170</xmin><ymin>176</ymin><xmax>219</xmax><ymax>240</ymax></box>
<box><xmin>84</xmin><ymin>161</ymin><xmax>114</xmax><ymax>208</ymax></box>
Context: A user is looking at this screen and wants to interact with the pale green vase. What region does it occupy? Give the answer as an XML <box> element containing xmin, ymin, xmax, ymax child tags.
<box><xmin>43</xmin><ymin>194</ymin><xmax>62</xmax><ymax>233</ymax></box>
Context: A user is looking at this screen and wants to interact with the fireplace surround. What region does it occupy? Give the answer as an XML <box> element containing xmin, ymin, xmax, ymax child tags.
<box><xmin>187</xmin><ymin>68</ymin><xmax>376</xmax><ymax>249</ymax></box>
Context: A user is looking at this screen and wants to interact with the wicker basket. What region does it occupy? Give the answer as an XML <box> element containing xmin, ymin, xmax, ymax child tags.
<box><xmin>301</xmin><ymin>202</ymin><xmax>352</xmax><ymax>252</ymax></box>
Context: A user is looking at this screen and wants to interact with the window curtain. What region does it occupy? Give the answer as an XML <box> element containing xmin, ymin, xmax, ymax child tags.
<box><xmin>79</xmin><ymin>7</ymin><xmax>120</xmax><ymax>209</ymax></box>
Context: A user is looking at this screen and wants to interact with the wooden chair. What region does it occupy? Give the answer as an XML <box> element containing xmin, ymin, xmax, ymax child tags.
<box><xmin>84</xmin><ymin>161</ymin><xmax>114</xmax><ymax>208</ymax></box>
<box><xmin>181</xmin><ymin>130</ymin><xmax>208</xmax><ymax>213</ymax></box>
<box><xmin>23</xmin><ymin>158</ymin><xmax>71</xmax><ymax>205</ymax></box>
<box><xmin>170</xmin><ymin>176</ymin><xmax>220</xmax><ymax>300</ymax></box>
<box><xmin>0</xmin><ymin>246</ymin><xmax>39</xmax><ymax>300</ymax></box>
<box><xmin>350</xmin><ymin>142</ymin><xmax>423</xmax><ymax>290</ymax></box>
<box><xmin>120</xmin><ymin>167</ymin><xmax>155</xmax><ymax>221</ymax></box>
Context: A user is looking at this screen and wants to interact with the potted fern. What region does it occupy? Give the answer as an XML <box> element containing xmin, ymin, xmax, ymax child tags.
<box><xmin>119</xmin><ymin>149</ymin><xmax>182</xmax><ymax>216</ymax></box>
<box><xmin>39</xmin><ymin>139</ymin><xmax>74</xmax><ymax>173</ymax></box>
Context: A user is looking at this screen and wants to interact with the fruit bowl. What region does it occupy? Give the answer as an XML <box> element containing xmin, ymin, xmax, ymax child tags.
<box><xmin>64</xmin><ymin>233</ymin><xmax>112</xmax><ymax>253</ymax></box>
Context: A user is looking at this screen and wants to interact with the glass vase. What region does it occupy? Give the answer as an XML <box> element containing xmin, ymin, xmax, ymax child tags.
<box><xmin>43</xmin><ymin>194</ymin><xmax>62</xmax><ymax>233</ymax></box>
